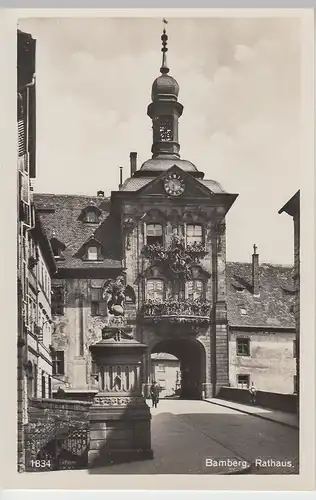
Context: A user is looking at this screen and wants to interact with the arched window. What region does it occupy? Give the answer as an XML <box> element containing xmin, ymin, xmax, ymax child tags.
<box><xmin>147</xmin><ymin>279</ymin><xmax>164</xmax><ymax>301</ymax></box>
<box><xmin>187</xmin><ymin>280</ymin><xmax>204</xmax><ymax>300</ymax></box>
<box><xmin>146</xmin><ymin>223</ymin><xmax>163</xmax><ymax>245</ymax></box>
<box><xmin>186</xmin><ymin>224</ymin><xmax>203</xmax><ymax>246</ymax></box>
<box><xmin>87</xmin><ymin>246</ymin><xmax>98</xmax><ymax>261</ymax></box>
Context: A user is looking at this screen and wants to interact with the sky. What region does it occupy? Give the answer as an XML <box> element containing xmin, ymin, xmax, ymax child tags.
<box><xmin>18</xmin><ymin>16</ymin><xmax>301</xmax><ymax>265</ymax></box>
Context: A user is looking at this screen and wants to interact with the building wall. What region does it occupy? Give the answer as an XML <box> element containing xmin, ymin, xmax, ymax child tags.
<box><xmin>51</xmin><ymin>277</ymin><xmax>109</xmax><ymax>393</ymax></box>
<box><xmin>152</xmin><ymin>360</ymin><xmax>181</xmax><ymax>397</ymax></box>
<box><xmin>26</xmin><ymin>238</ymin><xmax>53</xmax><ymax>399</ymax></box>
<box><xmin>229</xmin><ymin>329</ymin><xmax>296</xmax><ymax>394</ymax></box>
<box><xmin>293</xmin><ymin>207</ymin><xmax>300</xmax><ymax>393</ymax></box>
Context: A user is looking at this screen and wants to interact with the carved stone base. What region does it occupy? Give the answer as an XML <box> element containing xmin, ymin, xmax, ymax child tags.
<box><xmin>88</xmin><ymin>392</ymin><xmax>153</xmax><ymax>468</ymax></box>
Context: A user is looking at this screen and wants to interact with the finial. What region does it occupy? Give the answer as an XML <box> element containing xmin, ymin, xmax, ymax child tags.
<box><xmin>253</xmin><ymin>244</ymin><xmax>257</xmax><ymax>255</ymax></box>
<box><xmin>160</xmin><ymin>18</ymin><xmax>169</xmax><ymax>74</ymax></box>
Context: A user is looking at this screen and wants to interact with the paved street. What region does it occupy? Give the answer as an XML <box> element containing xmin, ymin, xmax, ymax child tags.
<box><xmin>90</xmin><ymin>399</ymin><xmax>299</xmax><ymax>475</ymax></box>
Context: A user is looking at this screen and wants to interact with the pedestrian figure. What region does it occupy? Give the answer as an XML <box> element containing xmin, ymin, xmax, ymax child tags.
<box><xmin>249</xmin><ymin>382</ymin><xmax>257</xmax><ymax>405</ymax></box>
<box><xmin>150</xmin><ymin>381</ymin><xmax>159</xmax><ymax>408</ymax></box>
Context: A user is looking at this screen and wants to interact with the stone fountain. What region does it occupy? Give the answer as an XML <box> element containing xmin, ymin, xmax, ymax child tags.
<box><xmin>88</xmin><ymin>276</ymin><xmax>153</xmax><ymax>467</ymax></box>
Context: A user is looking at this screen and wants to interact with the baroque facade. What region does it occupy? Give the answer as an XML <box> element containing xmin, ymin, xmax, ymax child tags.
<box><xmin>34</xmin><ymin>27</ymin><xmax>296</xmax><ymax>402</ymax></box>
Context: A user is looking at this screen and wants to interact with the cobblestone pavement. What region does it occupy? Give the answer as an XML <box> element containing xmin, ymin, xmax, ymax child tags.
<box><xmin>91</xmin><ymin>399</ymin><xmax>299</xmax><ymax>475</ymax></box>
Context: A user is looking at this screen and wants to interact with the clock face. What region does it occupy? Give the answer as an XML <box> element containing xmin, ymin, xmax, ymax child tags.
<box><xmin>164</xmin><ymin>173</ymin><xmax>185</xmax><ymax>197</ymax></box>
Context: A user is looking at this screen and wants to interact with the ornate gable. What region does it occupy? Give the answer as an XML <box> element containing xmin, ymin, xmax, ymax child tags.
<box><xmin>134</xmin><ymin>165</ymin><xmax>215</xmax><ymax>199</ymax></box>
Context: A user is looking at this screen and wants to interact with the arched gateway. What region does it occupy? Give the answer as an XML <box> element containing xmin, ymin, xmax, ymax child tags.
<box><xmin>149</xmin><ymin>337</ymin><xmax>206</xmax><ymax>400</ymax></box>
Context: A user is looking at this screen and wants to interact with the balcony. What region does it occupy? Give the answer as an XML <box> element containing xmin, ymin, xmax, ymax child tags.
<box><xmin>139</xmin><ymin>299</ymin><xmax>211</xmax><ymax>325</ymax></box>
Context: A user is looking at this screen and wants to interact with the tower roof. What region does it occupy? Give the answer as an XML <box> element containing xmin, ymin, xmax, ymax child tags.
<box><xmin>151</xmin><ymin>21</ymin><xmax>179</xmax><ymax>101</ymax></box>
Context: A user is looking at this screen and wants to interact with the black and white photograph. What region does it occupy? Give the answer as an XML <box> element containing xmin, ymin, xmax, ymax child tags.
<box><xmin>12</xmin><ymin>10</ymin><xmax>314</xmax><ymax>486</ymax></box>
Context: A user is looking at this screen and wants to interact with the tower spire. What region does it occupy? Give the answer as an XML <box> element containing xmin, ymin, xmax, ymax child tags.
<box><xmin>160</xmin><ymin>18</ymin><xmax>169</xmax><ymax>74</ymax></box>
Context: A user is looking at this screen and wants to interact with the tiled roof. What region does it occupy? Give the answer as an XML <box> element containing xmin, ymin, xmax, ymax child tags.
<box><xmin>120</xmin><ymin>177</ymin><xmax>153</xmax><ymax>191</ymax></box>
<box><xmin>33</xmin><ymin>193</ymin><xmax>122</xmax><ymax>269</ymax></box>
<box><xmin>226</xmin><ymin>262</ymin><xmax>295</xmax><ymax>329</ymax></box>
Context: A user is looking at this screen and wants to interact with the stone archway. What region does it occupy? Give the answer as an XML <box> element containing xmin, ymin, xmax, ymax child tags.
<box><xmin>150</xmin><ymin>337</ymin><xmax>206</xmax><ymax>400</ymax></box>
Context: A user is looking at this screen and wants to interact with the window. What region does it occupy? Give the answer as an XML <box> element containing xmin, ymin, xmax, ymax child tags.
<box><xmin>91</xmin><ymin>287</ymin><xmax>102</xmax><ymax>316</ymax></box>
<box><xmin>48</xmin><ymin>376</ymin><xmax>52</xmax><ymax>399</ymax></box>
<box><xmin>87</xmin><ymin>246</ymin><xmax>98</xmax><ymax>261</ymax></box>
<box><xmin>187</xmin><ymin>280</ymin><xmax>203</xmax><ymax>300</ymax></box>
<box><xmin>52</xmin><ymin>286</ymin><xmax>64</xmax><ymax>315</ymax></box>
<box><xmin>41</xmin><ymin>373</ymin><xmax>46</xmax><ymax>398</ymax></box>
<box><xmin>236</xmin><ymin>338</ymin><xmax>250</xmax><ymax>356</ymax></box>
<box><xmin>52</xmin><ymin>351</ymin><xmax>65</xmax><ymax>376</ymax></box>
<box><xmin>173</xmin><ymin>281</ymin><xmax>185</xmax><ymax>300</ymax></box>
<box><xmin>51</xmin><ymin>244</ymin><xmax>62</xmax><ymax>259</ymax></box>
<box><xmin>146</xmin><ymin>224</ymin><xmax>163</xmax><ymax>245</ymax></box>
<box><xmin>147</xmin><ymin>279</ymin><xmax>164</xmax><ymax>301</ymax></box>
<box><xmin>293</xmin><ymin>339</ymin><xmax>297</xmax><ymax>358</ymax></box>
<box><xmin>34</xmin><ymin>364</ymin><xmax>38</xmax><ymax>397</ymax></box>
<box><xmin>157</xmin><ymin>364</ymin><xmax>165</xmax><ymax>372</ymax></box>
<box><xmin>186</xmin><ymin>224</ymin><xmax>203</xmax><ymax>246</ymax></box>
<box><xmin>91</xmin><ymin>301</ymin><xmax>100</xmax><ymax>316</ymax></box>
<box><xmin>237</xmin><ymin>374</ymin><xmax>250</xmax><ymax>389</ymax></box>
<box><xmin>84</xmin><ymin>211</ymin><xmax>99</xmax><ymax>223</ymax></box>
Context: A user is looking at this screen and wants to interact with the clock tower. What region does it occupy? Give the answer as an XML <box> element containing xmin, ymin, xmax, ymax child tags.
<box><xmin>147</xmin><ymin>26</ymin><xmax>183</xmax><ymax>159</ymax></box>
<box><xmin>114</xmin><ymin>21</ymin><xmax>238</xmax><ymax>401</ymax></box>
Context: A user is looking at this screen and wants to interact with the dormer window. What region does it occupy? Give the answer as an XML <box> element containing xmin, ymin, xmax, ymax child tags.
<box><xmin>78</xmin><ymin>205</ymin><xmax>101</xmax><ymax>224</ymax></box>
<box><xmin>76</xmin><ymin>236</ymin><xmax>104</xmax><ymax>262</ymax></box>
<box><xmin>85</xmin><ymin>211</ymin><xmax>99</xmax><ymax>223</ymax></box>
<box><xmin>50</xmin><ymin>237</ymin><xmax>66</xmax><ymax>260</ymax></box>
<box><xmin>87</xmin><ymin>246</ymin><xmax>98</xmax><ymax>261</ymax></box>
<box><xmin>146</xmin><ymin>223</ymin><xmax>163</xmax><ymax>245</ymax></box>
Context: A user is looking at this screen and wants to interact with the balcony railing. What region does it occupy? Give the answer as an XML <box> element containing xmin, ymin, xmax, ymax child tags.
<box><xmin>139</xmin><ymin>299</ymin><xmax>211</xmax><ymax>325</ymax></box>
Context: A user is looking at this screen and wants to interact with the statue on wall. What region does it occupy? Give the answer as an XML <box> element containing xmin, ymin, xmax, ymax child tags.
<box><xmin>102</xmin><ymin>276</ymin><xmax>136</xmax><ymax>317</ymax></box>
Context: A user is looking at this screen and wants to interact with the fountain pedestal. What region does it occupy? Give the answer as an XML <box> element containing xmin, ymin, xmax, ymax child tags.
<box><xmin>88</xmin><ymin>319</ymin><xmax>153</xmax><ymax>467</ymax></box>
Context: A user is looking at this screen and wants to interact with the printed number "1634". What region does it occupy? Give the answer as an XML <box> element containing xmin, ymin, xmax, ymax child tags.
<box><xmin>31</xmin><ymin>460</ymin><xmax>51</xmax><ymax>468</ymax></box>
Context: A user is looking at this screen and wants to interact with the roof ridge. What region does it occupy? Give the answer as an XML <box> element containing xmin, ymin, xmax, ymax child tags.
<box><xmin>227</xmin><ymin>261</ymin><xmax>293</xmax><ymax>268</ymax></box>
<box><xmin>34</xmin><ymin>192</ymin><xmax>110</xmax><ymax>199</ymax></box>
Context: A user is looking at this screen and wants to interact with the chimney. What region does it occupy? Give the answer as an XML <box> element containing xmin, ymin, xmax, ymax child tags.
<box><xmin>119</xmin><ymin>166</ymin><xmax>123</xmax><ymax>188</ymax></box>
<box><xmin>252</xmin><ymin>244</ymin><xmax>260</xmax><ymax>296</ymax></box>
<box><xmin>130</xmin><ymin>152</ymin><xmax>137</xmax><ymax>176</ymax></box>
<box><xmin>97</xmin><ymin>190</ymin><xmax>104</xmax><ymax>197</ymax></box>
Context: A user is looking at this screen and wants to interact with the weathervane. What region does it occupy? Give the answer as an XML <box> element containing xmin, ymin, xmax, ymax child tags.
<box><xmin>160</xmin><ymin>18</ymin><xmax>169</xmax><ymax>74</ymax></box>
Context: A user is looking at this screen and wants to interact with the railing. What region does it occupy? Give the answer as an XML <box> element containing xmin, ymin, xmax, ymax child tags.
<box><xmin>139</xmin><ymin>299</ymin><xmax>211</xmax><ymax>324</ymax></box>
